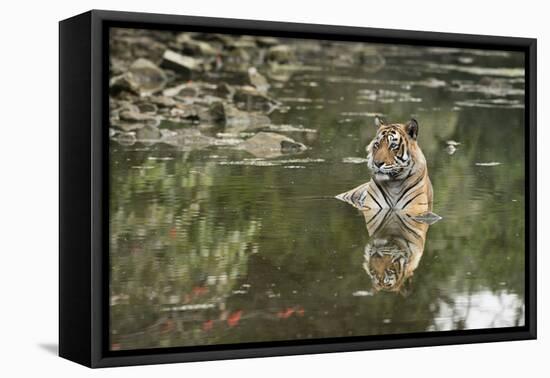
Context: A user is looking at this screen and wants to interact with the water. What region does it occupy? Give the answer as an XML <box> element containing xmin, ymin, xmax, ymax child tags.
<box><xmin>109</xmin><ymin>38</ymin><xmax>525</xmax><ymax>350</ymax></box>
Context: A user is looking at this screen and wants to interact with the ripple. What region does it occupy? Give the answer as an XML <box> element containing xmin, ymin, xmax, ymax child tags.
<box><xmin>342</xmin><ymin>157</ymin><xmax>369</xmax><ymax>164</ymax></box>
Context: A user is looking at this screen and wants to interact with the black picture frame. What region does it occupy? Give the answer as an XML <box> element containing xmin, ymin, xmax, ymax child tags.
<box><xmin>59</xmin><ymin>9</ymin><xmax>537</xmax><ymax>368</ymax></box>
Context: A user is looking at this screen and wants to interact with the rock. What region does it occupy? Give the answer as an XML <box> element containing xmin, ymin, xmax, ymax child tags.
<box><xmin>160</xmin><ymin>129</ymin><xmax>217</xmax><ymax>150</ymax></box>
<box><xmin>280</xmin><ymin>139</ymin><xmax>306</xmax><ymax>153</ymax></box>
<box><xmin>136</xmin><ymin>125</ymin><xmax>162</xmax><ymax>142</ymax></box>
<box><xmin>192</xmin><ymin>94</ymin><xmax>227</xmax><ymax>107</ymax></box>
<box><xmin>208</xmin><ymin>102</ymin><xmax>271</xmax><ymax>129</ymax></box>
<box><xmin>227</xmin><ymin>36</ymin><xmax>257</xmax><ymax>50</ymax></box>
<box><xmin>112</xmin><ymin>90</ymin><xmax>140</xmax><ymax>102</ymax></box>
<box><xmin>208</xmin><ymin>101</ymin><xmax>226</xmax><ymax>123</ymax></box>
<box><xmin>111</xmin><ymin>119</ymin><xmax>159</xmax><ymax>132</ymax></box>
<box><xmin>193</xmin><ymin>33</ymin><xmax>234</xmax><ymax>46</ymax></box>
<box><xmin>215</xmin><ymin>82</ymin><xmax>233</xmax><ymax>98</ymax></box>
<box><xmin>148</xmin><ymin>96</ymin><xmax>176</xmax><ymax>108</ymax></box>
<box><xmin>159</xmin><ymin>128</ymin><xmax>178</xmax><ymax>139</ymax></box>
<box><xmin>163</xmin><ymin>84</ymin><xmax>189</xmax><ymax>97</ymax></box>
<box><xmin>112</xmin><ymin>131</ymin><xmax>137</xmax><ymax>146</ymax></box>
<box><xmin>227</xmin><ymin>108</ymin><xmax>270</xmax><ymax>129</ymax></box>
<box><xmin>457</xmin><ymin>56</ymin><xmax>474</xmax><ymax>64</ymax></box>
<box><xmin>111</xmin><ymin>119</ymin><xmax>145</xmax><ymax>132</ymax></box>
<box><xmin>175</xmin><ymin>33</ymin><xmax>219</xmax><ymax>56</ymax></box>
<box><xmin>111</xmin><ymin>103</ymin><xmax>160</xmax><ymax>131</ymax></box>
<box><xmin>109</xmin><ymin>59</ymin><xmax>167</xmax><ymax>96</ymax></box>
<box><xmin>418</xmin><ymin>77</ymin><xmax>447</xmax><ymax>88</ymax></box>
<box><xmin>110</xmin><ymin>74</ymin><xmax>138</xmax><ymax>95</ymax></box>
<box><xmin>163</xmin><ymin>83</ymin><xmax>199</xmax><ymax>98</ymax></box>
<box><xmin>445</xmin><ymin>140</ymin><xmax>460</xmax><ymax>155</ymax></box>
<box><xmin>247</xmin><ymin>67</ymin><xmax>270</xmax><ymax>94</ymax></box>
<box><xmin>255</xmin><ymin>36</ymin><xmax>280</xmax><ymax>47</ymax></box>
<box><xmin>119</xmin><ymin>109</ymin><xmax>158</xmax><ymax>123</ymax></box>
<box><xmin>162</xmin><ymin>82</ymin><xmax>220</xmax><ymax>100</ymax></box>
<box><xmin>167</xmin><ymin>103</ymin><xmax>219</xmax><ymax>124</ymax></box>
<box><xmin>127</xmin><ymin>58</ymin><xmax>167</xmax><ymax>95</ymax></box>
<box><xmin>170</xmin><ymin>104</ymin><xmax>200</xmax><ymax>122</ymax></box>
<box><xmin>225</xmin><ymin>47</ymin><xmax>251</xmax><ymax>63</ymax></box>
<box><xmin>356</xmin><ymin>48</ymin><xmax>386</xmax><ymax>72</ymax></box>
<box><xmin>136</xmin><ymin>102</ymin><xmax>158</xmax><ymax>114</ymax></box>
<box><xmin>266</xmin><ymin>45</ymin><xmax>295</xmax><ymax>64</ymax></box>
<box><xmin>110</xmin><ymin>57</ymin><xmax>128</xmax><ymax>76</ymax></box>
<box><xmin>266</xmin><ymin>66</ymin><xmax>293</xmax><ymax>82</ymax></box>
<box><xmin>110</xmin><ymin>34</ymin><xmax>167</xmax><ymax>63</ymax></box>
<box><xmin>446</xmin><ymin>144</ymin><xmax>457</xmax><ymax>155</ymax></box>
<box><xmin>233</xmin><ymin>86</ymin><xmax>279</xmax><ymax>112</ymax></box>
<box><xmin>237</xmin><ymin>132</ymin><xmax>306</xmax><ymax>158</ymax></box>
<box><xmin>161</xmin><ymin>50</ymin><xmax>202</xmax><ymax>78</ymax></box>
<box><xmin>111</xmin><ymin>101</ymin><xmax>140</xmax><ymax>115</ymax></box>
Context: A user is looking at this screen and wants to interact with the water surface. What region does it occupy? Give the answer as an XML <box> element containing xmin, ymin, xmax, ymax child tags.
<box><xmin>109</xmin><ymin>38</ymin><xmax>525</xmax><ymax>350</ymax></box>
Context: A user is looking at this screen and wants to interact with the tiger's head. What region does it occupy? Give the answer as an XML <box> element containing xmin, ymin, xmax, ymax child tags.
<box><xmin>363</xmin><ymin>239</ymin><xmax>410</xmax><ymax>295</ymax></box>
<box><xmin>361</xmin><ymin>209</ymin><xmax>432</xmax><ymax>296</ymax></box>
<box><xmin>366</xmin><ymin>117</ymin><xmax>426</xmax><ymax>181</ymax></box>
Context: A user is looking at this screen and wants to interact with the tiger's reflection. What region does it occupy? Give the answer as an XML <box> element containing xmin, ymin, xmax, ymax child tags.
<box><xmin>362</xmin><ymin>208</ymin><xmax>440</xmax><ymax>295</ymax></box>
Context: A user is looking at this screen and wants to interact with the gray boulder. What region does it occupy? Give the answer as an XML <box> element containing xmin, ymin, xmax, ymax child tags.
<box><xmin>161</xmin><ymin>50</ymin><xmax>202</xmax><ymax>79</ymax></box>
<box><xmin>266</xmin><ymin>45</ymin><xmax>295</xmax><ymax>64</ymax></box>
<box><xmin>233</xmin><ymin>86</ymin><xmax>279</xmax><ymax>113</ymax></box>
<box><xmin>160</xmin><ymin>129</ymin><xmax>216</xmax><ymax>150</ymax></box>
<box><xmin>247</xmin><ymin>67</ymin><xmax>270</xmax><ymax>94</ymax></box>
<box><xmin>237</xmin><ymin>132</ymin><xmax>306</xmax><ymax>158</ymax></box>
<box><xmin>110</xmin><ymin>58</ymin><xmax>167</xmax><ymax>96</ymax></box>
<box><xmin>136</xmin><ymin>125</ymin><xmax>162</xmax><ymax>143</ymax></box>
<box><xmin>209</xmin><ymin>102</ymin><xmax>271</xmax><ymax>130</ymax></box>
<box><xmin>175</xmin><ymin>33</ymin><xmax>220</xmax><ymax>56</ymax></box>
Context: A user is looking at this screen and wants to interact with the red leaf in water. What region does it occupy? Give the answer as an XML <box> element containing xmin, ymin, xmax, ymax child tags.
<box><xmin>183</xmin><ymin>294</ymin><xmax>191</xmax><ymax>304</ymax></box>
<box><xmin>202</xmin><ymin>320</ymin><xmax>214</xmax><ymax>331</ymax></box>
<box><xmin>169</xmin><ymin>227</ymin><xmax>177</xmax><ymax>239</ymax></box>
<box><xmin>192</xmin><ymin>286</ymin><xmax>209</xmax><ymax>296</ymax></box>
<box><xmin>296</xmin><ymin>307</ymin><xmax>305</xmax><ymax>316</ymax></box>
<box><xmin>277</xmin><ymin>308</ymin><xmax>295</xmax><ymax>319</ymax></box>
<box><xmin>227</xmin><ymin>310</ymin><xmax>243</xmax><ymax>327</ymax></box>
<box><xmin>160</xmin><ymin>319</ymin><xmax>175</xmax><ymax>334</ymax></box>
<box><xmin>111</xmin><ymin>343</ymin><xmax>121</xmax><ymax>351</ymax></box>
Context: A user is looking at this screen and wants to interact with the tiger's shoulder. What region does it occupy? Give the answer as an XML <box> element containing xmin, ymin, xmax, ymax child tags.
<box><xmin>335</xmin><ymin>180</ymin><xmax>379</xmax><ymax>210</ymax></box>
<box><xmin>335</xmin><ymin>173</ymin><xmax>432</xmax><ymax>212</ymax></box>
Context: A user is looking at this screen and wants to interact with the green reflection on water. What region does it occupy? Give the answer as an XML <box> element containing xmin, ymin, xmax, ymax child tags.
<box><xmin>110</xmin><ymin>38</ymin><xmax>525</xmax><ymax>350</ymax></box>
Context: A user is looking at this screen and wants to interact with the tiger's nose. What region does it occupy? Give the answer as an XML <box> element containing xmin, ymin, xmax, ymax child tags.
<box><xmin>374</xmin><ymin>160</ymin><xmax>384</xmax><ymax>168</ymax></box>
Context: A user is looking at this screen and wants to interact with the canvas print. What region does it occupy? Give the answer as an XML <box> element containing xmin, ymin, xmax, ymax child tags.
<box><xmin>108</xmin><ymin>27</ymin><xmax>526</xmax><ymax>351</ymax></box>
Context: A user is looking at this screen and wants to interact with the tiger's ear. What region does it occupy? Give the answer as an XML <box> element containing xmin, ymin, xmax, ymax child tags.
<box><xmin>405</xmin><ymin>119</ymin><xmax>418</xmax><ymax>140</ymax></box>
<box><xmin>374</xmin><ymin>116</ymin><xmax>385</xmax><ymax>128</ymax></box>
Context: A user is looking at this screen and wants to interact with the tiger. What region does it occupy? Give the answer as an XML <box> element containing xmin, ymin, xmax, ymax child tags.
<box><xmin>361</xmin><ymin>208</ymin><xmax>434</xmax><ymax>295</ymax></box>
<box><xmin>336</xmin><ymin>117</ymin><xmax>433</xmax><ymax>213</ymax></box>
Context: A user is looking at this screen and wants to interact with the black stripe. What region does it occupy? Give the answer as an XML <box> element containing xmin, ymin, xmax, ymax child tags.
<box><xmin>378</xmin><ymin>209</ymin><xmax>394</xmax><ymax>229</ymax></box>
<box><xmin>372</xmin><ymin>180</ymin><xmax>392</xmax><ymax>207</ymax></box>
<box><xmin>396</xmin><ymin>213</ymin><xmax>422</xmax><ymax>240</ymax></box>
<box><xmin>402</xmin><ymin>192</ymin><xmax>423</xmax><ymax>209</ymax></box>
<box><xmin>395</xmin><ymin>173</ymin><xmax>424</xmax><ymax>205</ymax></box>
<box><xmin>367</xmin><ymin>190</ymin><xmax>382</xmax><ymax>209</ymax></box>
<box><xmin>406</xmin><ymin>213</ymin><xmax>424</xmax><ymax>225</ymax></box>
<box><xmin>366</xmin><ymin>208</ymin><xmax>383</xmax><ymax>226</ymax></box>
<box><xmin>369</xmin><ymin>184</ymin><xmax>386</xmax><ymax>207</ymax></box>
<box><xmin>405</xmin><ymin>161</ymin><xmax>416</xmax><ymax>179</ymax></box>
